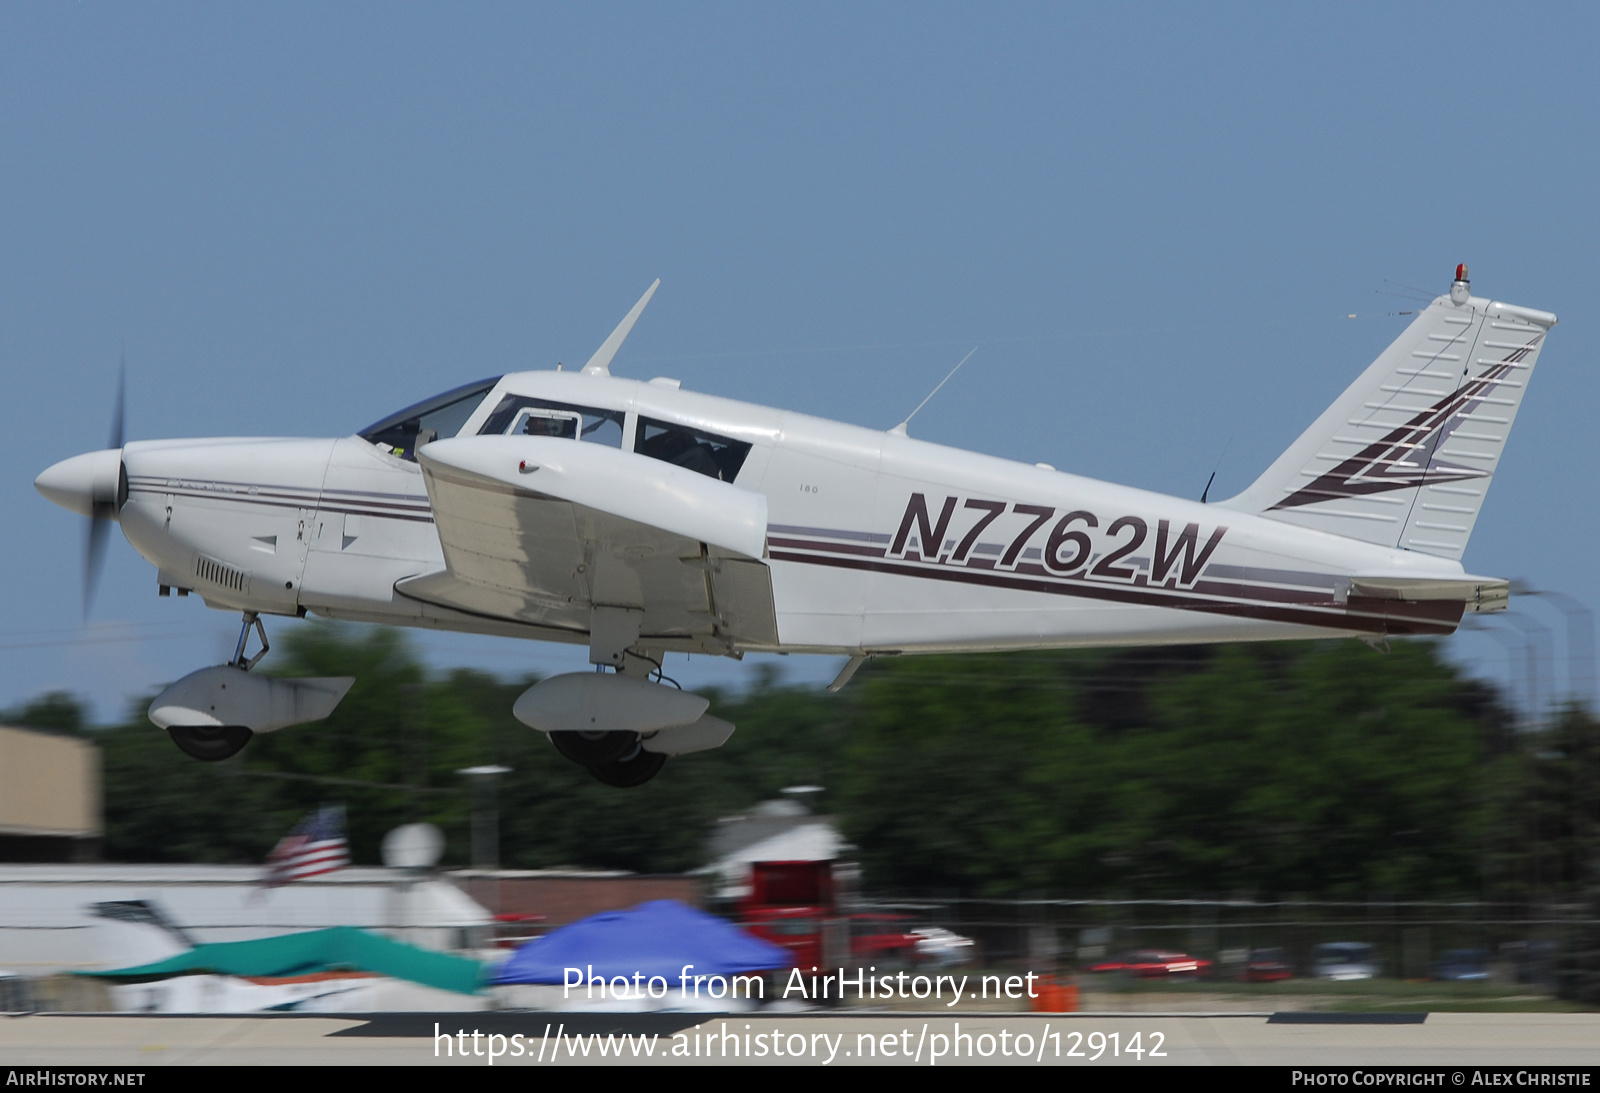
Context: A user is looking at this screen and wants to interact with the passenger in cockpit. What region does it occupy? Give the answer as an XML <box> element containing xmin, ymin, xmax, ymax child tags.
<box><xmin>520</xmin><ymin>415</ymin><xmax>578</xmax><ymax>439</ymax></box>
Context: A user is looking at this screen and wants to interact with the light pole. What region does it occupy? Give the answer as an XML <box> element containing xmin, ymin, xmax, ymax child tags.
<box><xmin>1460</xmin><ymin>617</ymin><xmax>1530</xmax><ymax>726</ymax></box>
<box><xmin>1501</xmin><ymin>611</ymin><xmax>1555</xmax><ymax>729</ymax></box>
<box><xmin>1513</xmin><ymin>585</ymin><xmax>1596</xmax><ymax>712</ymax></box>
<box><xmin>456</xmin><ymin>765</ymin><xmax>512</xmax><ymax>871</ymax></box>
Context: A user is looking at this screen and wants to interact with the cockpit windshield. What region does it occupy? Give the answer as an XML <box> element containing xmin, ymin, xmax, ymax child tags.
<box><xmin>358</xmin><ymin>377</ymin><xmax>501</xmax><ymax>461</ymax></box>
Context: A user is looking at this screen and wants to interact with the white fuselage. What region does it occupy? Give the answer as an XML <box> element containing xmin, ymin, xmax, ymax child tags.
<box><xmin>108</xmin><ymin>369</ymin><xmax>1473</xmax><ymax>659</ymax></box>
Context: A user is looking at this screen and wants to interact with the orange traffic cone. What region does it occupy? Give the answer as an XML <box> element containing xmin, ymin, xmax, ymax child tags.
<box><xmin>1031</xmin><ymin>975</ymin><xmax>1079</xmax><ymax>1013</ymax></box>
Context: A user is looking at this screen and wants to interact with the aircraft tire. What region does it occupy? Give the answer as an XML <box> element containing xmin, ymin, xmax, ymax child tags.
<box><xmin>586</xmin><ymin>743</ymin><xmax>667</xmax><ymax>788</ymax></box>
<box><xmin>549</xmin><ymin>729</ymin><xmax>639</xmax><ymax>766</ymax></box>
<box><xmin>167</xmin><ymin>725</ymin><xmax>253</xmax><ymax>762</ymax></box>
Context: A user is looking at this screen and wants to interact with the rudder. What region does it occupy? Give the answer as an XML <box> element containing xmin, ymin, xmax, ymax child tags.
<box><xmin>1219</xmin><ymin>267</ymin><xmax>1555</xmax><ymax>561</ymax></box>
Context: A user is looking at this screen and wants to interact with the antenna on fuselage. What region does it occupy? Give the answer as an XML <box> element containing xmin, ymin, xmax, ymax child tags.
<box><xmin>581</xmin><ymin>279</ymin><xmax>661</xmax><ymax>377</ymax></box>
<box><xmin>1199</xmin><ymin>436</ymin><xmax>1232</xmax><ymax>503</ymax></box>
<box><xmin>890</xmin><ymin>346</ymin><xmax>978</xmax><ymax>437</ymax></box>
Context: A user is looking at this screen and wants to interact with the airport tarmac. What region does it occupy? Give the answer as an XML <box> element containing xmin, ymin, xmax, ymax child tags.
<box><xmin>3</xmin><ymin>1011</ymin><xmax>1600</xmax><ymax>1066</ymax></box>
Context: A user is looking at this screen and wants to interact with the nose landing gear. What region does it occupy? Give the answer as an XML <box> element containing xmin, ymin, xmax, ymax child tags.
<box><xmin>148</xmin><ymin>614</ymin><xmax>355</xmax><ymax>764</ymax></box>
<box><xmin>162</xmin><ymin>614</ymin><xmax>268</xmax><ymax>761</ymax></box>
<box><xmin>161</xmin><ymin>612</ymin><xmax>268</xmax><ymax>763</ymax></box>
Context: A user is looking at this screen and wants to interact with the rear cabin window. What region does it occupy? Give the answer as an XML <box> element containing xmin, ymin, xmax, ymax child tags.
<box><xmin>634</xmin><ymin>417</ymin><xmax>752</xmax><ymax>482</ymax></box>
<box><xmin>478</xmin><ymin>396</ymin><xmax>625</xmax><ymax>447</ymax></box>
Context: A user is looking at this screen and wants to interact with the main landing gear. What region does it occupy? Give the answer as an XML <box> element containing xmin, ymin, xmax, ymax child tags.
<box><xmin>520</xmin><ymin>658</ymin><xmax>693</xmax><ymax>788</ymax></box>
<box><xmin>551</xmin><ymin>732</ymin><xmax>669</xmax><ymax>787</ymax></box>
<box><xmin>515</xmin><ymin>649</ymin><xmax>737</xmax><ymax>789</ymax></box>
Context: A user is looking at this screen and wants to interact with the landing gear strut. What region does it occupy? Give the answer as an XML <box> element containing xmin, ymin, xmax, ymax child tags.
<box><xmin>230</xmin><ymin>612</ymin><xmax>270</xmax><ymax>670</ymax></box>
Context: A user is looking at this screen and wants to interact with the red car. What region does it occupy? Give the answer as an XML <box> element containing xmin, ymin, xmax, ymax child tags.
<box><xmin>1087</xmin><ymin>950</ymin><xmax>1212</xmax><ymax>978</ymax></box>
<box><xmin>848</xmin><ymin>913</ymin><xmax>920</xmax><ymax>969</ymax></box>
<box><xmin>741</xmin><ymin>909</ymin><xmax>921</xmax><ymax>971</ymax></box>
<box><xmin>1240</xmin><ymin>947</ymin><xmax>1292</xmax><ymax>982</ymax></box>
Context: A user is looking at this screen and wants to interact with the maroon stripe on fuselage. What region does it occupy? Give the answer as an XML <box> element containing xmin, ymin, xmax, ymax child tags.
<box><xmin>128</xmin><ymin>486</ymin><xmax>436</xmax><ymax>524</ymax></box>
<box><xmin>766</xmin><ymin>536</ymin><xmax>888</xmax><ymax>557</ymax></box>
<box><xmin>766</xmin><ymin>548</ymin><xmax>1460</xmax><ymax>636</ymax></box>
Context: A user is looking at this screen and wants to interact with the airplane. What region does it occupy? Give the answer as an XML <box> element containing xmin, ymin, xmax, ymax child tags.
<box><xmin>34</xmin><ymin>266</ymin><xmax>1555</xmax><ymax>787</ymax></box>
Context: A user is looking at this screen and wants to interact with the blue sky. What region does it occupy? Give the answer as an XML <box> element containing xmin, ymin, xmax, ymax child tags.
<box><xmin>3</xmin><ymin>4</ymin><xmax>1596</xmax><ymax>720</ymax></box>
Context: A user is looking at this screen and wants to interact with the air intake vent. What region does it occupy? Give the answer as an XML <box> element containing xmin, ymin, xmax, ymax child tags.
<box><xmin>194</xmin><ymin>554</ymin><xmax>249</xmax><ymax>593</ymax></box>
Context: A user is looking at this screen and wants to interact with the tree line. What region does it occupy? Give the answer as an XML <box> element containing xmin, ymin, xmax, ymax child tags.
<box><xmin>5</xmin><ymin>623</ymin><xmax>1596</xmax><ymax>910</ymax></box>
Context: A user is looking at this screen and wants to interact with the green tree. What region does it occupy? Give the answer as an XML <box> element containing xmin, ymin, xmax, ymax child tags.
<box><xmin>60</xmin><ymin>623</ymin><xmax>1530</xmax><ymax>900</ymax></box>
<box><xmin>830</xmin><ymin>640</ymin><xmax>1504</xmax><ymax>898</ymax></box>
<box><xmin>2</xmin><ymin>691</ymin><xmax>88</xmax><ymax>734</ymax></box>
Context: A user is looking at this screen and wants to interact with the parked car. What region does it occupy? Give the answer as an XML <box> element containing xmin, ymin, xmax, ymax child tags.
<box><xmin>1240</xmin><ymin>947</ymin><xmax>1292</xmax><ymax>982</ymax></box>
<box><xmin>849</xmin><ymin>914</ymin><xmax>920</xmax><ymax>969</ymax></box>
<box><xmin>1087</xmin><ymin>950</ymin><xmax>1211</xmax><ymax>978</ymax></box>
<box><xmin>1432</xmin><ymin>949</ymin><xmax>1490</xmax><ymax>982</ymax></box>
<box><xmin>911</xmin><ymin>927</ymin><xmax>976</xmax><ymax>968</ymax></box>
<box><xmin>1504</xmin><ymin>940</ymin><xmax>1556</xmax><ymax>988</ymax></box>
<box><xmin>1311</xmin><ymin>942</ymin><xmax>1379</xmax><ymax>980</ymax></box>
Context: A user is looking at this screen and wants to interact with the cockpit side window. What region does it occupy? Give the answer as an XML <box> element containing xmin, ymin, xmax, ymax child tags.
<box><xmin>478</xmin><ymin>396</ymin><xmax>625</xmax><ymax>447</ymax></box>
<box><xmin>359</xmin><ymin>377</ymin><xmax>501</xmax><ymax>462</ymax></box>
<box><xmin>634</xmin><ymin>417</ymin><xmax>752</xmax><ymax>483</ymax></box>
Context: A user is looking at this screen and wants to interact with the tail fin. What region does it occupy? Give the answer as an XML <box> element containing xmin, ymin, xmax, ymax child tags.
<box><xmin>1219</xmin><ymin>270</ymin><xmax>1555</xmax><ymax>561</ymax></box>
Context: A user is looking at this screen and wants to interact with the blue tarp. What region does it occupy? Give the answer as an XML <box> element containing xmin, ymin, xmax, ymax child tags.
<box><xmin>492</xmin><ymin>899</ymin><xmax>789</xmax><ymax>985</ymax></box>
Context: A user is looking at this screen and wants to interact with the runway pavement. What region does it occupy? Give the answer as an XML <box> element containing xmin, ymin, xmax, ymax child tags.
<box><xmin>3</xmin><ymin>1011</ymin><xmax>1600</xmax><ymax>1067</ymax></box>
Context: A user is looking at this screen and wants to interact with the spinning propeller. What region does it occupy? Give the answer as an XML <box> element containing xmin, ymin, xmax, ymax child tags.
<box><xmin>34</xmin><ymin>354</ymin><xmax>129</xmax><ymax>620</ymax></box>
<box><xmin>84</xmin><ymin>357</ymin><xmax>126</xmax><ymax>617</ymax></box>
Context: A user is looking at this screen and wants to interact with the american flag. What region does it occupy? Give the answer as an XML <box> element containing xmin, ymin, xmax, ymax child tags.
<box><xmin>264</xmin><ymin>804</ymin><xmax>349</xmax><ymax>885</ymax></box>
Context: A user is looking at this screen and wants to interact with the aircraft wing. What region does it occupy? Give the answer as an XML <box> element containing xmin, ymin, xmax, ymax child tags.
<box><xmin>403</xmin><ymin>436</ymin><xmax>778</xmax><ymax>652</ymax></box>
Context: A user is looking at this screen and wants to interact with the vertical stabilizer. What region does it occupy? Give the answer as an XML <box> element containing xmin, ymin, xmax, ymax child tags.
<box><xmin>1219</xmin><ymin>269</ymin><xmax>1555</xmax><ymax>561</ymax></box>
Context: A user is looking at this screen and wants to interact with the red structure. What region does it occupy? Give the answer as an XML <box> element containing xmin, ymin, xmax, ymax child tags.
<box><xmin>737</xmin><ymin>860</ymin><xmax>917</xmax><ymax>971</ymax></box>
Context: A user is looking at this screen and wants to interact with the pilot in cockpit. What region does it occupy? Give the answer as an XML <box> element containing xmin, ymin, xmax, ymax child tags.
<box><xmin>520</xmin><ymin>414</ymin><xmax>578</xmax><ymax>439</ymax></box>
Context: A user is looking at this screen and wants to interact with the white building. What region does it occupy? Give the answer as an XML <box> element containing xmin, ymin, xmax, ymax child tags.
<box><xmin>0</xmin><ymin>863</ymin><xmax>491</xmax><ymax>977</ymax></box>
<box><xmin>699</xmin><ymin>799</ymin><xmax>855</xmax><ymax>902</ymax></box>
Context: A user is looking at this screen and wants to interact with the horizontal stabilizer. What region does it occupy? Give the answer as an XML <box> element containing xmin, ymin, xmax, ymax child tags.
<box><xmin>1349</xmin><ymin>573</ymin><xmax>1508</xmax><ymax>613</ymax></box>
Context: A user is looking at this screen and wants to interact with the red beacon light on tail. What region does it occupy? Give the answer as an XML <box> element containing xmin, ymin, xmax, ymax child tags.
<box><xmin>1455</xmin><ymin>263</ymin><xmax>1469</xmax><ymax>283</ymax></box>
